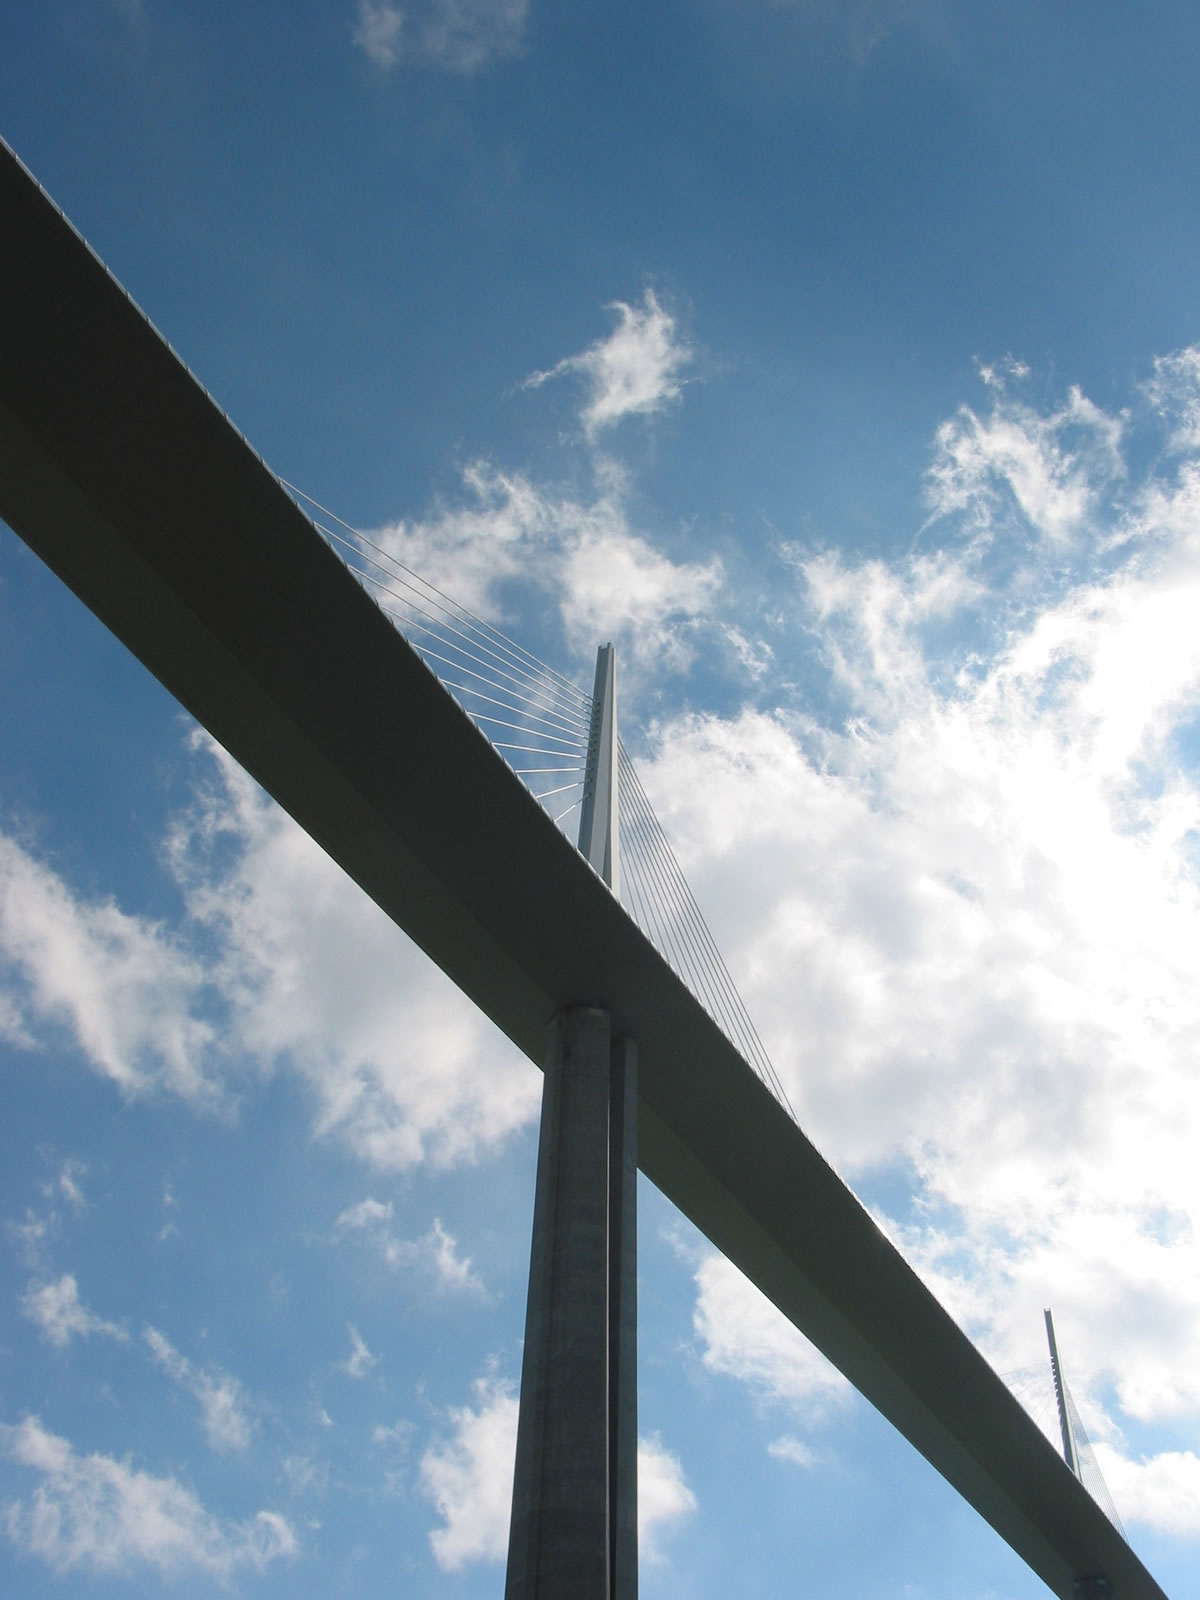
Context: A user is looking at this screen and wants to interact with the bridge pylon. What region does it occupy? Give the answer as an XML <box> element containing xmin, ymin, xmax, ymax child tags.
<box><xmin>506</xmin><ymin>645</ymin><xmax>638</xmax><ymax>1600</ymax></box>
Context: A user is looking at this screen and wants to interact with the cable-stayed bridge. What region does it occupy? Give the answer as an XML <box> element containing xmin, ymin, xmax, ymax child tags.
<box><xmin>0</xmin><ymin>136</ymin><xmax>1168</xmax><ymax>1600</ymax></box>
<box><xmin>287</xmin><ymin>484</ymin><xmax>1141</xmax><ymax>1593</ymax></box>
<box><xmin>285</xmin><ymin>481</ymin><xmax>791</xmax><ymax>1116</ymax></box>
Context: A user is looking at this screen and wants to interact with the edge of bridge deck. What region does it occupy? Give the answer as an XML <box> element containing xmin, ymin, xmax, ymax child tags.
<box><xmin>0</xmin><ymin>137</ymin><xmax>1167</xmax><ymax>1600</ymax></box>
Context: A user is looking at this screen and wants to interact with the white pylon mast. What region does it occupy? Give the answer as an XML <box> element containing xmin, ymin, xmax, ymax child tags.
<box><xmin>578</xmin><ymin>642</ymin><xmax>620</xmax><ymax>896</ymax></box>
<box><xmin>1045</xmin><ymin>1307</ymin><xmax>1081</xmax><ymax>1481</ymax></box>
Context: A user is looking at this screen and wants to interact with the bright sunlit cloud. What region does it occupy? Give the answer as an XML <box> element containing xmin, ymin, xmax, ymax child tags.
<box><xmin>629</xmin><ymin>351</ymin><xmax>1200</xmax><ymax>1516</ymax></box>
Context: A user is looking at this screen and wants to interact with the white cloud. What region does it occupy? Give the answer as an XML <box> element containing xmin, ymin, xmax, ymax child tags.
<box><xmin>21</xmin><ymin>1275</ymin><xmax>125</xmax><ymax>1349</ymax></box>
<box><xmin>628</xmin><ymin>349</ymin><xmax>1200</xmax><ymax>1522</ymax></box>
<box><xmin>1144</xmin><ymin>347</ymin><xmax>1200</xmax><ymax>456</ymax></box>
<box><xmin>167</xmin><ymin>740</ymin><xmax>543</xmax><ymax>1172</ymax></box>
<box><xmin>282</xmin><ymin>1452</ymin><xmax>332</xmax><ymax>1498</ymax></box>
<box><xmin>924</xmin><ymin>362</ymin><xmax>1124</xmax><ymax>546</ymax></box>
<box><xmin>353</xmin><ymin>0</ymin><xmax>527</xmax><ymax>74</ymax></box>
<box><xmin>421</xmin><ymin>1374</ymin><xmax>518</xmax><ymax>1570</ymax></box>
<box><xmin>1094</xmin><ymin>1445</ymin><xmax>1200</xmax><ymax>1535</ymax></box>
<box><xmin>0</xmin><ymin>988</ymin><xmax>34</xmax><ymax>1048</ymax></box>
<box><xmin>525</xmin><ymin>289</ymin><xmax>693</xmax><ymax>437</ymax></box>
<box><xmin>336</xmin><ymin>1196</ymin><xmax>394</xmax><ymax>1232</ymax></box>
<box><xmin>0</xmin><ymin>1416</ymin><xmax>295</xmax><ymax>1578</ymax></box>
<box><xmin>354</xmin><ymin>0</ymin><xmax>404</xmax><ymax>65</ymax></box>
<box><xmin>372</xmin><ymin>1418</ymin><xmax>415</xmax><ymax>1449</ymax></box>
<box><xmin>420</xmin><ymin>1373</ymin><xmax>695</xmax><ymax>1569</ymax></box>
<box><xmin>340</xmin><ymin>1323</ymin><xmax>378</xmax><ymax>1380</ymax></box>
<box><xmin>0</xmin><ymin>738</ymin><xmax>543</xmax><ymax>1177</ymax></box>
<box><xmin>143</xmin><ymin>1328</ymin><xmax>253</xmax><ymax>1452</ymax></box>
<box><xmin>768</xmin><ymin>1434</ymin><xmax>817</xmax><ymax>1469</ymax></box>
<box><xmin>6</xmin><ymin>1211</ymin><xmax>50</xmax><ymax>1269</ymax></box>
<box><xmin>336</xmin><ymin>1199</ymin><xmax>487</xmax><ymax>1293</ymax></box>
<box><xmin>0</xmin><ymin>834</ymin><xmax>218</xmax><ymax>1105</ymax></box>
<box><xmin>421</xmin><ymin>1218</ymin><xmax>484</xmax><ymax>1293</ymax></box>
<box><xmin>55</xmin><ymin>1159</ymin><xmax>87</xmax><ymax>1213</ymax></box>
<box><xmin>692</xmin><ymin>1252</ymin><xmax>850</xmax><ymax>1414</ymax></box>
<box><xmin>637</xmin><ymin>1433</ymin><xmax>697</xmax><ymax>1563</ymax></box>
<box><xmin>361</xmin><ymin>458</ymin><xmax>721</xmax><ymax>675</ymax></box>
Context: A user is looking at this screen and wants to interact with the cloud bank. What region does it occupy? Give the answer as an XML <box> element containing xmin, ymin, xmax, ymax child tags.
<box><xmin>630</xmin><ymin>350</ymin><xmax>1200</xmax><ymax>1528</ymax></box>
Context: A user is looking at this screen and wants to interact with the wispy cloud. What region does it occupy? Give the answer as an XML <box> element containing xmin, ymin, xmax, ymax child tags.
<box><xmin>525</xmin><ymin>289</ymin><xmax>693</xmax><ymax>438</ymax></box>
<box><xmin>6</xmin><ymin>1210</ymin><xmax>51</xmax><ymax>1270</ymax></box>
<box><xmin>335</xmin><ymin>1199</ymin><xmax>485</xmax><ymax>1292</ymax></box>
<box><xmin>1144</xmin><ymin>346</ymin><xmax>1200</xmax><ymax>456</ymax></box>
<box><xmin>0</xmin><ymin>1416</ymin><xmax>294</xmax><ymax>1577</ymax></box>
<box><xmin>353</xmin><ymin>0</ymin><xmax>528</xmax><ymax>74</ymax></box>
<box><xmin>340</xmin><ymin>1323</ymin><xmax>379</xmax><ymax>1380</ymax></box>
<box><xmin>21</xmin><ymin>1274</ymin><xmax>126</xmax><ymax>1349</ymax></box>
<box><xmin>923</xmin><ymin>359</ymin><xmax>1125</xmax><ymax>547</ymax></box>
<box><xmin>54</xmin><ymin>1159</ymin><xmax>87</xmax><ymax>1213</ymax></box>
<box><xmin>353</xmin><ymin>0</ymin><xmax>404</xmax><ymax>65</ymax></box>
<box><xmin>143</xmin><ymin>1327</ymin><xmax>253</xmax><ymax>1452</ymax></box>
<box><xmin>768</xmin><ymin>1434</ymin><xmax>817</xmax><ymax>1469</ymax></box>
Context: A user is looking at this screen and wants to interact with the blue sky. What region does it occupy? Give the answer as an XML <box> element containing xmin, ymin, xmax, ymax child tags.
<box><xmin>3</xmin><ymin>2</ymin><xmax>1200</xmax><ymax>1596</ymax></box>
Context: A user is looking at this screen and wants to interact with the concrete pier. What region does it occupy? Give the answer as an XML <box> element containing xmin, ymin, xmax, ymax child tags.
<box><xmin>506</xmin><ymin>1006</ymin><xmax>637</xmax><ymax>1600</ymax></box>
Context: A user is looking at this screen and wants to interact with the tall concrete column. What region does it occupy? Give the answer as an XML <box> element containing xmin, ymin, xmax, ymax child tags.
<box><xmin>608</xmin><ymin>1030</ymin><xmax>638</xmax><ymax>1599</ymax></box>
<box><xmin>506</xmin><ymin>1005</ymin><xmax>638</xmax><ymax>1600</ymax></box>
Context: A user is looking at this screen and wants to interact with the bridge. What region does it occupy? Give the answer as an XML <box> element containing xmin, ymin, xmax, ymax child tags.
<box><xmin>0</xmin><ymin>137</ymin><xmax>1167</xmax><ymax>1600</ymax></box>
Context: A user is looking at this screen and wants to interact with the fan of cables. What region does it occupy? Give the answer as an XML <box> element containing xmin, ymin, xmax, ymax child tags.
<box><xmin>284</xmin><ymin>480</ymin><xmax>794</xmax><ymax>1121</ymax></box>
<box><xmin>284</xmin><ymin>481</ymin><xmax>594</xmax><ymax>830</ymax></box>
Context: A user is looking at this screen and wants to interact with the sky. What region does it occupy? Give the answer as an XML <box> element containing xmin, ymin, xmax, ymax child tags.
<box><xmin>2</xmin><ymin>2</ymin><xmax>1200</xmax><ymax>1596</ymax></box>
